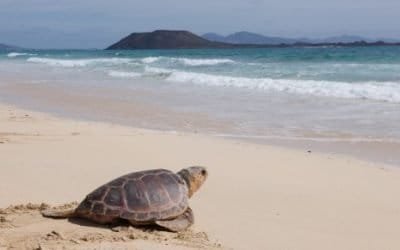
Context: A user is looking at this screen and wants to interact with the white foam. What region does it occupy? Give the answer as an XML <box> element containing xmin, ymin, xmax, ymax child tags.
<box><xmin>23</xmin><ymin>56</ymin><xmax>400</xmax><ymax>103</ymax></box>
<box><xmin>7</xmin><ymin>52</ymin><xmax>36</xmax><ymax>58</ymax></box>
<box><xmin>142</xmin><ymin>66</ymin><xmax>173</xmax><ymax>78</ymax></box>
<box><xmin>27</xmin><ymin>57</ymin><xmax>133</xmax><ymax>67</ymax></box>
<box><xmin>214</xmin><ymin>133</ymin><xmax>400</xmax><ymax>143</ymax></box>
<box><xmin>108</xmin><ymin>70</ymin><xmax>141</xmax><ymax>78</ymax></box>
<box><xmin>141</xmin><ymin>57</ymin><xmax>161</xmax><ymax>64</ymax></box>
<box><xmin>108</xmin><ymin>67</ymin><xmax>173</xmax><ymax>79</ymax></box>
<box><xmin>158</xmin><ymin>69</ymin><xmax>400</xmax><ymax>103</ymax></box>
<box><xmin>140</xmin><ymin>56</ymin><xmax>235</xmax><ymax>66</ymax></box>
<box><xmin>176</xmin><ymin>58</ymin><xmax>235</xmax><ymax>66</ymax></box>
<box><xmin>27</xmin><ymin>55</ymin><xmax>235</xmax><ymax>68</ymax></box>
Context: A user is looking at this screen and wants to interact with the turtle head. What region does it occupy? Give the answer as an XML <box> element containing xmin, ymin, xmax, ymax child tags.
<box><xmin>178</xmin><ymin>166</ymin><xmax>208</xmax><ymax>198</ymax></box>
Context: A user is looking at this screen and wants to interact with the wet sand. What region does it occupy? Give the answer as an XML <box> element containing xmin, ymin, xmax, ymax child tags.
<box><xmin>1</xmin><ymin>80</ymin><xmax>400</xmax><ymax>166</ymax></box>
<box><xmin>1</xmin><ymin>103</ymin><xmax>400</xmax><ymax>249</ymax></box>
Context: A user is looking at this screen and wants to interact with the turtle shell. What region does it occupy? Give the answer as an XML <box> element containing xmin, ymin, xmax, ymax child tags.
<box><xmin>75</xmin><ymin>169</ymin><xmax>189</xmax><ymax>223</ymax></box>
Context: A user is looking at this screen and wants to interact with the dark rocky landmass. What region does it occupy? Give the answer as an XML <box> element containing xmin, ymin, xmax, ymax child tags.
<box><xmin>107</xmin><ymin>30</ymin><xmax>400</xmax><ymax>50</ymax></box>
<box><xmin>107</xmin><ymin>30</ymin><xmax>234</xmax><ymax>50</ymax></box>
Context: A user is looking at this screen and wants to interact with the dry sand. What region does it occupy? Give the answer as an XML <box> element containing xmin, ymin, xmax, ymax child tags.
<box><xmin>1</xmin><ymin>103</ymin><xmax>400</xmax><ymax>250</ymax></box>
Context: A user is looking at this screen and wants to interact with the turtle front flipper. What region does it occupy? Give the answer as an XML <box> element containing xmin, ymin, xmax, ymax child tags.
<box><xmin>155</xmin><ymin>207</ymin><xmax>194</xmax><ymax>232</ymax></box>
<box><xmin>42</xmin><ymin>208</ymin><xmax>76</xmax><ymax>218</ymax></box>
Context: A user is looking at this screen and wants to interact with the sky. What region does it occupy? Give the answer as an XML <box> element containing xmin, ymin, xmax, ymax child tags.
<box><xmin>1</xmin><ymin>0</ymin><xmax>399</xmax><ymax>49</ymax></box>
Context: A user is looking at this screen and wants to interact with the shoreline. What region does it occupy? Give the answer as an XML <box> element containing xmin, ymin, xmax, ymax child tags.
<box><xmin>1</xmin><ymin>56</ymin><xmax>400</xmax><ymax>167</ymax></box>
<box><xmin>1</xmin><ymin>83</ymin><xmax>399</xmax><ymax>167</ymax></box>
<box><xmin>2</xmin><ymin>102</ymin><xmax>400</xmax><ymax>249</ymax></box>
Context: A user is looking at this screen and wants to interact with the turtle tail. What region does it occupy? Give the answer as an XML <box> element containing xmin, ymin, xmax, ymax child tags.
<box><xmin>41</xmin><ymin>208</ymin><xmax>76</xmax><ymax>219</ymax></box>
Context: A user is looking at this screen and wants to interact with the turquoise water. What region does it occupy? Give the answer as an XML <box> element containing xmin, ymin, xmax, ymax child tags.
<box><xmin>1</xmin><ymin>46</ymin><xmax>400</xmax><ymax>145</ymax></box>
<box><xmin>2</xmin><ymin>47</ymin><xmax>400</xmax><ymax>102</ymax></box>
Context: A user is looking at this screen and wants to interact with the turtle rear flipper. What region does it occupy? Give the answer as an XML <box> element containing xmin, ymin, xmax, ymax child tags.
<box><xmin>155</xmin><ymin>207</ymin><xmax>194</xmax><ymax>232</ymax></box>
<box><xmin>42</xmin><ymin>209</ymin><xmax>76</xmax><ymax>218</ymax></box>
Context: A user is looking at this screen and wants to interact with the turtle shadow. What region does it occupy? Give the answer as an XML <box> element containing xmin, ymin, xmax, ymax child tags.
<box><xmin>67</xmin><ymin>217</ymin><xmax>109</xmax><ymax>229</ymax></box>
<box><xmin>67</xmin><ymin>217</ymin><xmax>169</xmax><ymax>232</ymax></box>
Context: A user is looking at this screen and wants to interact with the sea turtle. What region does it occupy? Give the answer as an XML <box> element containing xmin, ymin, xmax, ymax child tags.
<box><xmin>42</xmin><ymin>166</ymin><xmax>208</xmax><ymax>232</ymax></box>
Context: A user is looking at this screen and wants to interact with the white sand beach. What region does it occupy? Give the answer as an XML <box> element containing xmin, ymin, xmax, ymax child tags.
<box><xmin>1</xmin><ymin>103</ymin><xmax>400</xmax><ymax>249</ymax></box>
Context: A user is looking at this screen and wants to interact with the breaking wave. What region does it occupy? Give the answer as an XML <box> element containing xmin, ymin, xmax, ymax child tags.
<box><xmin>108</xmin><ymin>70</ymin><xmax>141</xmax><ymax>78</ymax></box>
<box><xmin>144</xmin><ymin>67</ymin><xmax>400</xmax><ymax>103</ymax></box>
<box><xmin>27</xmin><ymin>56</ymin><xmax>235</xmax><ymax>68</ymax></box>
<box><xmin>174</xmin><ymin>58</ymin><xmax>235</xmax><ymax>66</ymax></box>
<box><xmin>169</xmin><ymin>71</ymin><xmax>400</xmax><ymax>102</ymax></box>
<box><xmin>27</xmin><ymin>57</ymin><xmax>134</xmax><ymax>67</ymax></box>
<box><xmin>140</xmin><ymin>57</ymin><xmax>235</xmax><ymax>66</ymax></box>
<box><xmin>107</xmin><ymin>66</ymin><xmax>400</xmax><ymax>103</ymax></box>
<box><xmin>25</xmin><ymin>55</ymin><xmax>400</xmax><ymax>103</ymax></box>
<box><xmin>7</xmin><ymin>52</ymin><xmax>36</xmax><ymax>58</ymax></box>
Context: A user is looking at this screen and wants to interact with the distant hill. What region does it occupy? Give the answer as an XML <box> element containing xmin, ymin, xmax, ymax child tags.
<box><xmin>107</xmin><ymin>30</ymin><xmax>233</xmax><ymax>50</ymax></box>
<box><xmin>203</xmin><ymin>32</ymin><xmax>400</xmax><ymax>45</ymax></box>
<box><xmin>107</xmin><ymin>30</ymin><xmax>400</xmax><ymax>50</ymax></box>
<box><xmin>204</xmin><ymin>31</ymin><xmax>298</xmax><ymax>45</ymax></box>
<box><xmin>201</xmin><ymin>33</ymin><xmax>226</xmax><ymax>43</ymax></box>
<box><xmin>0</xmin><ymin>43</ymin><xmax>20</xmax><ymax>51</ymax></box>
<box><xmin>320</xmin><ymin>35</ymin><xmax>373</xmax><ymax>43</ymax></box>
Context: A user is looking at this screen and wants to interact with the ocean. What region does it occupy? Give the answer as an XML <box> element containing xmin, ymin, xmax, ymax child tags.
<box><xmin>1</xmin><ymin>47</ymin><xmax>400</xmax><ymax>164</ymax></box>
